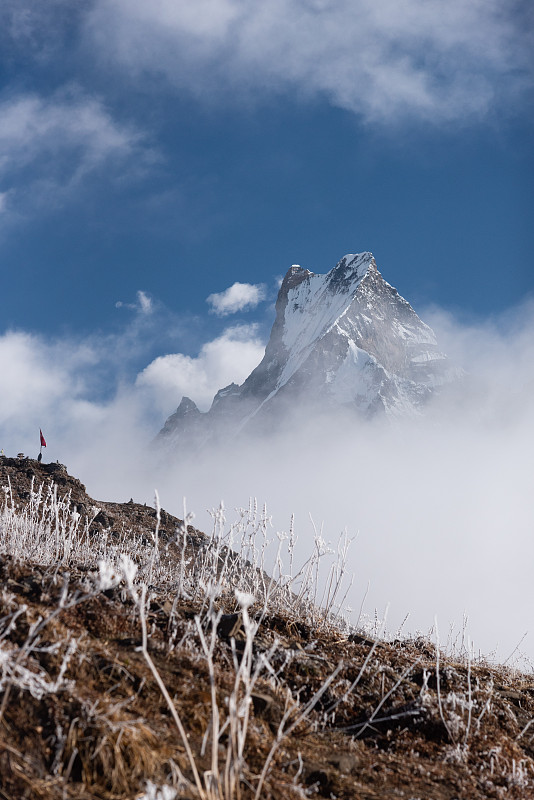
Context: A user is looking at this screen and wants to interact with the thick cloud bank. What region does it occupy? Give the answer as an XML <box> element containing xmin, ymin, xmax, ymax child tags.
<box><xmin>3</xmin><ymin>0</ymin><xmax>532</xmax><ymax>125</ymax></box>
<box><xmin>1</xmin><ymin>301</ymin><xmax>533</xmax><ymax>665</ymax></box>
<box><xmin>151</xmin><ymin>337</ymin><xmax>534</xmax><ymax>666</ymax></box>
<box><xmin>88</xmin><ymin>0</ymin><xmax>533</xmax><ymax>124</ymax></box>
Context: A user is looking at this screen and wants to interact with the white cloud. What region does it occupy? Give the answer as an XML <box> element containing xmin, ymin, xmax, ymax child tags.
<box><xmin>0</xmin><ymin>319</ymin><xmax>265</xmax><ymax>495</ymax></box>
<box><xmin>2</xmin><ymin>300</ymin><xmax>534</xmax><ymax>664</ymax></box>
<box><xmin>137</xmin><ymin>291</ymin><xmax>153</xmax><ymax>315</ymax></box>
<box><xmin>0</xmin><ymin>89</ymin><xmax>148</xmax><ymax>219</ymax></box>
<box><xmin>0</xmin><ymin>326</ymin><xmax>164</xmax><ymax>496</ymax></box>
<box><xmin>0</xmin><ymin>331</ymin><xmax>93</xmax><ymax>422</ymax></box>
<box><xmin>206</xmin><ymin>282</ymin><xmax>266</xmax><ymax>316</ymax></box>
<box><xmin>1</xmin><ymin>1</ymin><xmax>80</xmax><ymax>57</ymax></box>
<box><xmin>0</xmin><ymin>90</ymin><xmax>139</xmax><ymax>173</ymax></box>
<box><xmin>0</xmin><ymin>300</ymin><xmax>180</xmax><ymax>457</ymax></box>
<box><xmin>116</xmin><ymin>290</ymin><xmax>154</xmax><ymax>315</ymax></box>
<box><xmin>0</xmin><ymin>330</ymin><xmax>108</xmax><ymax>462</ymax></box>
<box><xmin>146</xmin><ymin>301</ymin><xmax>534</xmax><ymax>665</ymax></box>
<box><xmin>136</xmin><ymin>324</ymin><xmax>265</xmax><ymax>411</ymax></box>
<box><xmin>87</xmin><ymin>0</ymin><xmax>532</xmax><ymax>124</ymax></box>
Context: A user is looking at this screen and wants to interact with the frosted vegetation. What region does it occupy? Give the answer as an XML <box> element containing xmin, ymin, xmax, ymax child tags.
<box><xmin>0</xmin><ymin>477</ymin><xmax>357</xmax><ymax>798</ymax></box>
<box><xmin>0</xmin><ymin>476</ymin><xmax>354</xmax><ymax>627</ymax></box>
<box><xmin>1</xmin><ymin>476</ymin><xmax>532</xmax><ymax>798</ymax></box>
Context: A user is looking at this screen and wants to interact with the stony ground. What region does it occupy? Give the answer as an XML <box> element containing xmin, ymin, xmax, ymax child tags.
<box><xmin>1</xmin><ymin>457</ymin><xmax>533</xmax><ymax>799</ymax></box>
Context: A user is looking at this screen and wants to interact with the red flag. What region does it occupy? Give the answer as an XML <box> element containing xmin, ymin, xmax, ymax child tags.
<box><xmin>40</xmin><ymin>430</ymin><xmax>47</xmax><ymax>448</ymax></box>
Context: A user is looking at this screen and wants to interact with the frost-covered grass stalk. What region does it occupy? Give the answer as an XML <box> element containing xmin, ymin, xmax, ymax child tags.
<box><xmin>110</xmin><ymin>526</ymin><xmax>349</xmax><ymax>799</ymax></box>
<box><xmin>163</xmin><ymin>498</ymin><xmax>356</xmax><ymax>631</ymax></box>
<box><xmin>2</xmin><ymin>477</ymin><xmax>533</xmax><ymax>797</ymax></box>
<box><xmin>0</xmin><ymin>569</ymin><xmax>114</xmax><ymax>730</ymax></box>
<box><xmin>194</xmin><ymin>591</ymin><xmax>267</xmax><ymax>800</ymax></box>
<box><xmin>0</xmin><ymin>481</ymin><xmax>358</xmax><ymax>798</ymax></box>
<box><xmin>0</xmin><ymin>482</ymin><xmax>355</xmax><ymax>630</ymax></box>
<box><xmin>0</xmin><ymin>478</ymin><xmax>146</xmax><ymax>570</ymax></box>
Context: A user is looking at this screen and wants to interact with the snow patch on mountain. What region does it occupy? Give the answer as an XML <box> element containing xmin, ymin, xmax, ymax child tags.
<box><xmin>157</xmin><ymin>251</ymin><xmax>461</xmax><ymax>448</ymax></box>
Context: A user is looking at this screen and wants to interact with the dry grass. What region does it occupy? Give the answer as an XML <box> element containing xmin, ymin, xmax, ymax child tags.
<box><xmin>0</xmin><ymin>456</ymin><xmax>533</xmax><ymax>800</ymax></box>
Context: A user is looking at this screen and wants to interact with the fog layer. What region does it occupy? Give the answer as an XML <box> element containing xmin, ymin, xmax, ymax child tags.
<box><xmin>1</xmin><ymin>301</ymin><xmax>533</xmax><ymax>665</ymax></box>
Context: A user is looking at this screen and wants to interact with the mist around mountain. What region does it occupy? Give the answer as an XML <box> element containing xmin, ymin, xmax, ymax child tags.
<box><xmin>158</xmin><ymin>253</ymin><xmax>461</xmax><ymax>450</ymax></box>
<box><xmin>1</xmin><ymin>252</ymin><xmax>532</xmax><ymax>667</ymax></box>
<box><xmin>1</xmin><ymin>249</ymin><xmax>533</xmax><ymax>797</ymax></box>
<box><xmin>148</xmin><ymin>253</ymin><xmax>533</xmax><ymax>667</ymax></box>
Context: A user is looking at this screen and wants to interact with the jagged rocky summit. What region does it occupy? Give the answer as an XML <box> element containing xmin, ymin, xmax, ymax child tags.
<box><xmin>158</xmin><ymin>252</ymin><xmax>458</xmax><ymax>447</ymax></box>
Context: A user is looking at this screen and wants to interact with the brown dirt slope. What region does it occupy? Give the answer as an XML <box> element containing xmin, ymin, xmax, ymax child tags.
<box><xmin>0</xmin><ymin>456</ymin><xmax>533</xmax><ymax>799</ymax></box>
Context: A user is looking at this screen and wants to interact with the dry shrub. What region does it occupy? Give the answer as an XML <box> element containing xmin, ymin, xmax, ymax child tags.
<box><xmin>66</xmin><ymin>713</ymin><xmax>164</xmax><ymax>795</ymax></box>
<box><xmin>1</xmin><ymin>465</ymin><xmax>534</xmax><ymax>800</ymax></box>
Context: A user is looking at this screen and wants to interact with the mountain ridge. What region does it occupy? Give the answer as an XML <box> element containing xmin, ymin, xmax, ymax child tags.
<box><xmin>159</xmin><ymin>252</ymin><xmax>459</xmax><ymax>448</ymax></box>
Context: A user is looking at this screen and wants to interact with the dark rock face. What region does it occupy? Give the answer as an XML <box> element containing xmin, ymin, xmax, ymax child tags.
<box><xmin>157</xmin><ymin>252</ymin><xmax>459</xmax><ymax>449</ymax></box>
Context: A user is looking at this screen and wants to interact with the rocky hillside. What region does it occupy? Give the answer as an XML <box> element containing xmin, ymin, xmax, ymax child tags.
<box><xmin>1</xmin><ymin>456</ymin><xmax>533</xmax><ymax>799</ymax></box>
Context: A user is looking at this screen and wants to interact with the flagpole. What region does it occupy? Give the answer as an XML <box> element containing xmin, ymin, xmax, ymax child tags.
<box><xmin>39</xmin><ymin>429</ymin><xmax>46</xmax><ymax>462</ymax></box>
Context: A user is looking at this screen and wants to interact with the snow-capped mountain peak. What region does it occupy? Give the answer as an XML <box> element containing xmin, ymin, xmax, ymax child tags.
<box><xmin>158</xmin><ymin>252</ymin><xmax>459</xmax><ymax>447</ymax></box>
<box><xmin>278</xmin><ymin>252</ymin><xmax>375</xmax><ymax>387</ymax></box>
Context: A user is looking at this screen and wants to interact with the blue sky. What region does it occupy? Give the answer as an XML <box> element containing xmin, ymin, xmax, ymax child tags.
<box><xmin>0</xmin><ymin>0</ymin><xmax>532</xmax><ymax>432</ymax></box>
<box><xmin>1</xmin><ymin>1</ymin><xmax>532</xmax><ymax>337</ymax></box>
<box><xmin>1</xmin><ymin>1</ymin><xmax>534</xmax><ymax>662</ymax></box>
